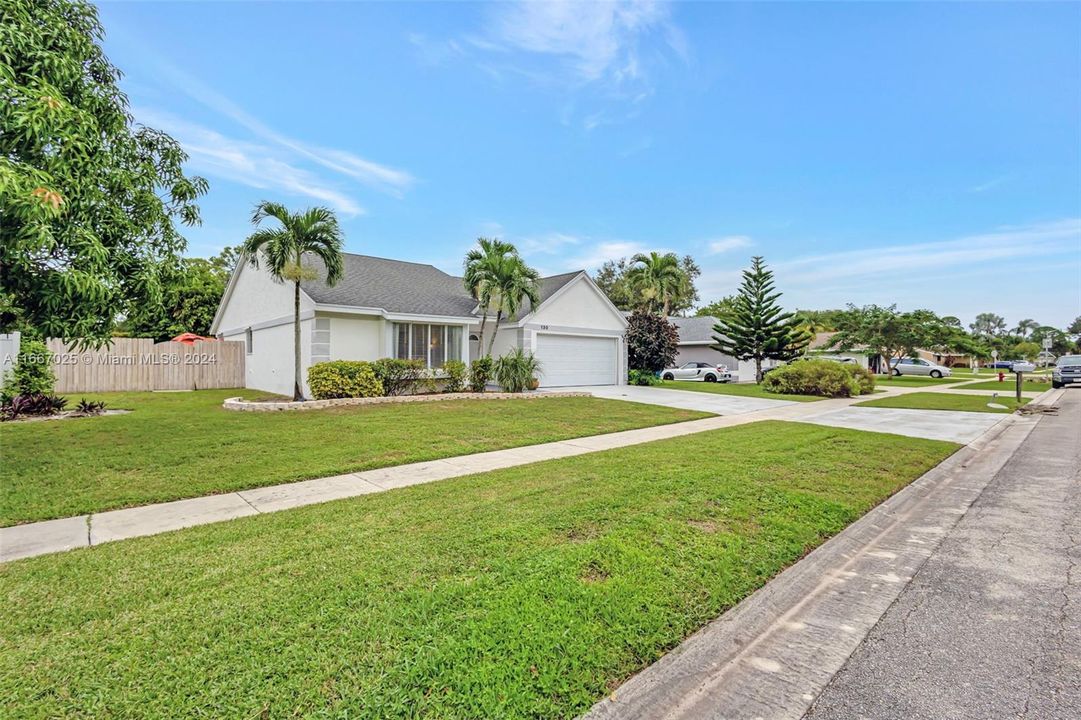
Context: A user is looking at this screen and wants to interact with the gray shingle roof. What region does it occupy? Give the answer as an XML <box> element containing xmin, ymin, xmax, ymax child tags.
<box><xmin>302</xmin><ymin>253</ymin><xmax>477</xmax><ymax>317</ymax></box>
<box><xmin>671</xmin><ymin>315</ymin><xmax>721</xmax><ymax>343</ymax></box>
<box><xmin>300</xmin><ymin>253</ymin><xmax>583</xmax><ymax>319</ymax></box>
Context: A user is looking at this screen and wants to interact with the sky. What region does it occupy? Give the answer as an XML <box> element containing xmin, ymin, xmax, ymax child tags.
<box><xmin>96</xmin><ymin>1</ymin><xmax>1081</xmax><ymax>328</ymax></box>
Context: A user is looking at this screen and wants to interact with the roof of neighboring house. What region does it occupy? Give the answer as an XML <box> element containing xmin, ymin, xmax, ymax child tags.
<box><xmin>809</xmin><ymin>331</ymin><xmax>872</xmax><ymax>353</ymax></box>
<box><xmin>170</xmin><ymin>333</ymin><xmax>215</xmax><ymax>345</ymax></box>
<box><xmin>299</xmin><ymin>253</ymin><xmax>585</xmax><ymax>319</ymax></box>
<box><xmin>670</xmin><ymin>315</ymin><xmax>720</xmax><ymax>344</ymax></box>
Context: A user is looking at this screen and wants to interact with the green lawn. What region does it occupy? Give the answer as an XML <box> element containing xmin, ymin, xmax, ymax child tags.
<box><xmin>873</xmin><ymin>375</ymin><xmax>965</xmax><ymax>387</ymax></box>
<box><xmin>856</xmin><ymin>391</ymin><xmax>1028</xmax><ymax>413</ymax></box>
<box><xmin>0</xmin><ymin>389</ymin><xmax>707</xmax><ymax>526</ymax></box>
<box><xmin>961</xmin><ymin>379</ymin><xmax>1052</xmax><ymax>392</ymax></box>
<box><xmin>0</xmin><ymin>421</ymin><xmax>957</xmax><ymax>719</ymax></box>
<box><xmin>660</xmin><ymin>380</ymin><xmax>823</xmax><ymax>402</ymax></box>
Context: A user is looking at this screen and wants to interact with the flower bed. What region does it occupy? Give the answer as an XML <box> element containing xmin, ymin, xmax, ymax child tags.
<box><xmin>223</xmin><ymin>391</ymin><xmax>590</xmax><ymax>412</ymax></box>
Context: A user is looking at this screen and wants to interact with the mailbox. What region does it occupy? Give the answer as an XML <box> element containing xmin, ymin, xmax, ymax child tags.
<box><xmin>1012</xmin><ymin>362</ymin><xmax>1035</xmax><ymax>373</ymax></box>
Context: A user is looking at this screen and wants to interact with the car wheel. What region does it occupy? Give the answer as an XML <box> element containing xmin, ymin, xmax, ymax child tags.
<box><xmin>892</xmin><ymin>368</ymin><xmax>901</xmax><ymax>376</ymax></box>
<box><xmin>662</xmin><ymin>373</ymin><xmax>674</xmax><ymax>381</ymax></box>
<box><xmin>930</xmin><ymin>370</ymin><xmax>942</xmax><ymax>378</ymax></box>
<box><xmin>1053</xmin><ymin>380</ymin><xmax>1063</xmax><ymax>389</ymax></box>
<box><xmin>704</xmin><ymin>374</ymin><xmax>717</xmax><ymax>383</ymax></box>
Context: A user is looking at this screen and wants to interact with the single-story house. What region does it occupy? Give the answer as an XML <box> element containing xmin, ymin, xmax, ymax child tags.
<box><xmin>209</xmin><ymin>252</ymin><xmax>628</xmax><ymax>396</ymax></box>
<box><xmin>669</xmin><ymin>316</ymin><xmax>738</xmax><ymax>370</ymax></box>
<box><xmin>807</xmin><ymin>331</ymin><xmax>888</xmax><ymax>372</ymax></box>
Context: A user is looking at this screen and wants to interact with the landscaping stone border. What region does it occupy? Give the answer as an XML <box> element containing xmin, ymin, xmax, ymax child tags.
<box><xmin>223</xmin><ymin>391</ymin><xmax>591</xmax><ymax>412</ymax></box>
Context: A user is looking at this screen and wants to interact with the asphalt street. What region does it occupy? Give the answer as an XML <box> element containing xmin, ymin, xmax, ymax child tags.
<box><xmin>806</xmin><ymin>389</ymin><xmax>1081</xmax><ymax>720</ymax></box>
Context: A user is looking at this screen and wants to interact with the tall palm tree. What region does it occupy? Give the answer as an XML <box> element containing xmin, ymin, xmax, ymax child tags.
<box><xmin>463</xmin><ymin>237</ymin><xmax>518</xmax><ymax>355</ymax></box>
<box><xmin>1013</xmin><ymin>318</ymin><xmax>1039</xmax><ymax>339</ymax></box>
<box><xmin>485</xmin><ymin>255</ymin><xmax>541</xmax><ymax>357</ymax></box>
<box><xmin>242</xmin><ymin>202</ymin><xmax>344</xmax><ymax>400</ymax></box>
<box><xmin>627</xmin><ymin>251</ymin><xmax>684</xmax><ymax>317</ymax></box>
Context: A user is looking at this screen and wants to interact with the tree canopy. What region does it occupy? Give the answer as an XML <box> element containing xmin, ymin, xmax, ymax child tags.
<box><xmin>711</xmin><ymin>256</ymin><xmax>811</xmax><ymax>382</ymax></box>
<box><xmin>594</xmin><ymin>253</ymin><xmax>700</xmax><ymax>316</ymax></box>
<box><xmin>1</xmin><ymin>0</ymin><xmax>207</xmax><ymax>344</ymax></box>
<box><xmin>626</xmin><ymin>310</ymin><xmax>679</xmax><ymax>373</ymax></box>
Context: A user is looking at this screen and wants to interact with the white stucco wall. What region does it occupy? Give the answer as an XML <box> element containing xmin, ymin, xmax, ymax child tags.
<box><xmin>223</xmin><ymin>318</ymin><xmax>313</xmax><ymax>397</ymax></box>
<box><xmin>325</xmin><ymin>313</ymin><xmax>384</xmax><ymax>361</ymax></box>
<box><xmin>528</xmin><ymin>278</ymin><xmax>626</xmax><ymax>331</ymax></box>
<box><xmin>215</xmin><ymin>261</ymin><xmax>315</xmax><ymax>335</ymax></box>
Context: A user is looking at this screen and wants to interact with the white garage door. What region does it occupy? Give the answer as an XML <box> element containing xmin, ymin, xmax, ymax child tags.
<box><xmin>534</xmin><ymin>334</ymin><xmax>619</xmax><ymax>387</ymax></box>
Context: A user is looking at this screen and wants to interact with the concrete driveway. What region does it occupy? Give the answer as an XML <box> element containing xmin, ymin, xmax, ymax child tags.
<box><xmin>796</xmin><ymin>406</ymin><xmax>1007</xmax><ymax>444</ymax></box>
<box><xmin>561</xmin><ymin>384</ymin><xmax>798</xmax><ymax>415</ymax></box>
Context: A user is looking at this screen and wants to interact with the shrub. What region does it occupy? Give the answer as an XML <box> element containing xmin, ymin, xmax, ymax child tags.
<box><xmin>442</xmin><ymin>360</ymin><xmax>467</xmax><ymax>393</ymax></box>
<box><xmin>761</xmin><ymin>359</ymin><xmax>875</xmax><ymax>398</ymax></box>
<box><xmin>493</xmin><ymin>348</ymin><xmax>541</xmax><ymax>393</ymax></box>
<box><xmin>628</xmin><ymin>369</ymin><xmax>660</xmax><ymax>386</ymax></box>
<box><xmin>307</xmin><ymin>361</ymin><xmax>384</xmax><ymax>400</ymax></box>
<box><xmin>76</xmin><ymin>398</ymin><xmax>107</xmax><ymax>416</ymax></box>
<box><xmin>1</xmin><ymin>393</ymin><xmax>67</xmax><ymax>421</ymax></box>
<box><xmin>626</xmin><ymin>310</ymin><xmax>679</xmax><ymax>373</ymax></box>
<box><xmin>469</xmin><ymin>357</ymin><xmax>493</xmax><ymax>393</ymax></box>
<box><xmin>371</xmin><ymin>358</ymin><xmax>425</xmax><ymax>396</ymax></box>
<box><xmin>1</xmin><ymin>337</ymin><xmax>56</xmax><ymax>402</ymax></box>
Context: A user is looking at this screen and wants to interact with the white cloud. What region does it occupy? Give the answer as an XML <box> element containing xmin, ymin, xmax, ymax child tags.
<box><xmin>137</xmin><ymin>109</ymin><xmax>365</xmax><ymax>216</ymax></box>
<box><xmin>565</xmin><ymin>240</ymin><xmax>655</xmax><ymax>271</ymax></box>
<box><xmin>518</xmin><ymin>232</ymin><xmax>582</xmax><ymax>255</ymax></box>
<box><xmin>488</xmin><ymin>1</ymin><xmax>671</xmax><ymax>84</ymax></box>
<box><xmin>775</xmin><ymin>219</ymin><xmax>1081</xmax><ymax>287</ymax></box>
<box><xmin>706</xmin><ymin>235</ymin><xmax>753</xmax><ymax>254</ymax></box>
<box><xmin>156</xmin><ymin>63</ymin><xmax>414</xmax><ymax>197</ymax></box>
<box><xmin>968</xmin><ymin>176</ymin><xmax>1008</xmax><ymax>193</ymax></box>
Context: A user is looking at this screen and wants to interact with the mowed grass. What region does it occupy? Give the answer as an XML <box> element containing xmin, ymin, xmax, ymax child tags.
<box><xmin>0</xmin><ymin>389</ymin><xmax>707</xmax><ymax>526</ymax></box>
<box><xmin>856</xmin><ymin>391</ymin><xmax>1028</xmax><ymax>413</ymax></box>
<box><xmin>660</xmin><ymin>380</ymin><xmax>823</xmax><ymax>402</ymax></box>
<box><xmin>873</xmin><ymin>375</ymin><xmax>965</xmax><ymax>387</ymax></box>
<box><xmin>962</xmin><ymin>379</ymin><xmax>1052</xmax><ymax>392</ymax></box>
<box><xmin>0</xmin><ymin>421</ymin><xmax>957</xmax><ymax>719</ymax></box>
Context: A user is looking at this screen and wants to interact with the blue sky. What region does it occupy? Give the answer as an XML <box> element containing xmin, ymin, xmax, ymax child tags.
<box><xmin>97</xmin><ymin>1</ymin><xmax>1081</xmax><ymax>327</ymax></box>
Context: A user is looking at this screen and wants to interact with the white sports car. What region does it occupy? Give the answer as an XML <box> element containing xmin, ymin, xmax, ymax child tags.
<box><xmin>661</xmin><ymin>362</ymin><xmax>732</xmax><ymax>383</ymax></box>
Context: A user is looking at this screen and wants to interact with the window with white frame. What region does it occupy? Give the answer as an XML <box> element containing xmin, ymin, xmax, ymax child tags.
<box><xmin>392</xmin><ymin>323</ymin><xmax>463</xmax><ymax>368</ymax></box>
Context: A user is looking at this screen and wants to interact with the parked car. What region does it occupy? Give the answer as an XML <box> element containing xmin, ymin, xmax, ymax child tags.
<box><xmin>1052</xmin><ymin>355</ymin><xmax>1081</xmax><ymax>389</ymax></box>
<box><xmin>661</xmin><ymin>362</ymin><xmax>732</xmax><ymax>383</ymax></box>
<box><xmin>890</xmin><ymin>357</ymin><xmax>952</xmax><ymax>378</ymax></box>
<box><xmin>988</xmin><ymin>360</ymin><xmax>1016</xmax><ymax>370</ymax></box>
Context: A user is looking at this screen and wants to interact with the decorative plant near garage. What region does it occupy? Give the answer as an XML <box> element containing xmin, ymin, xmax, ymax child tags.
<box><xmin>626</xmin><ymin>310</ymin><xmax>679</xmax><ymax>374</ymax></box>
<box><xmin>494</xmin><ymin>348</ymin><xmax>541</xmax><ymax>393</ymax></box>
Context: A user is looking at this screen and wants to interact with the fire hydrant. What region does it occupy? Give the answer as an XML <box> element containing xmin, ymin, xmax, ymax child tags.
<box><xmin>998</xmin><ymin>371</ymin><xmax>1005</xmax><ymax>382</ymax></box>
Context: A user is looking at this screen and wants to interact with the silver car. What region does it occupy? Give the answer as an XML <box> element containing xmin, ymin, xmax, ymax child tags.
<box><xmin>890</xmin><ymin>357</ymin><xmax>952</xmax><ymax>379</ymax></box>
<box><xmin>661</xmin><ymin>362</ymin><xmax>732</xmax><ymax>383</ymax></box>
<box><xmin>1052</xmin><ymin>355</ymin><xmax>1081</xmax><ymax>389</ymax></box>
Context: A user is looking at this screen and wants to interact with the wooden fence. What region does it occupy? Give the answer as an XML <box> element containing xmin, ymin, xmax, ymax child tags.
<box><xmin>45</xmin><ymin>338</ymin><xmax>245</xmax><ymax>392</ymax></box>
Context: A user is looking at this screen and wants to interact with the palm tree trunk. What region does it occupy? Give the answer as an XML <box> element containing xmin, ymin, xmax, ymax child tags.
<box><xmin>486</xmin><ymin>309</ymin><xmax>503</xmax><ymax>357</ymax></box>
<box><xmin>293</xmin><ymin>279</ymin><xmax>303</xmax><ymax>401</ymax></box>
<box><xmin>477</xmin><ymin>311</ymin><xmax>487</xmax><ymax>362</ymax></box>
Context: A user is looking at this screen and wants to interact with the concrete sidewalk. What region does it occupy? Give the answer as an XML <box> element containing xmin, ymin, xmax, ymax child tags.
<box><xmin>583</xmin><ymin>388</ymin><xmax>1064</xmax><ymax>720</ymax></box>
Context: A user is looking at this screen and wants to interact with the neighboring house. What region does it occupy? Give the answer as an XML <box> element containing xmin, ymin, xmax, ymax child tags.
<box><xmin>209</xmin><ymin>252</ymin><xmax>628</xmax><ymax>396</ymax></box>
<box><xmin>669</xmin><ymin>316</ymin><xmax>739</xmax><ymax>371</ymax></box>
<box><xmin>807</xmin><ymin>332</ymin><xmax>886</xmax><ymax>371</ymax></box>
<box><xmin>916</xmin><ymin>348</ymin><xmax>971</xmax><ymax>368</ymax></box>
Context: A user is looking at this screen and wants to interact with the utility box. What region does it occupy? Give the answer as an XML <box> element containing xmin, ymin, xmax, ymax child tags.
<box><xmin>1012</xmin><ymin>362</ymin><xmax>1035</xmax><ymax>373</ymax></box>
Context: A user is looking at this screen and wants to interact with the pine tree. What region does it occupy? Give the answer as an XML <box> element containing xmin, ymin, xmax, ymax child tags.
<box><xmin>711</xmin><ymin>256</ymin><xmax>811</xmax><ymax>382</ymax></box>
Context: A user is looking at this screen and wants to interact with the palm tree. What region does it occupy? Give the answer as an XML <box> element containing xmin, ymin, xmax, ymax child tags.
<box><xmin>463</xmin><ymin>238</ymin><xmax>518</xmax><ymax>355</ymax></box>
<box><xmin>627</xmin><ymin>251</ymin><xmax>684</xmax><ymax>317</ymax></box>
<box><xmin>242</xmin><ymin>202</ymin><xmax>344</xmax><ymax>400</ymax></box>
<box><xmin>1013</xmin><ymin>318</ymin><xmax>1039</xmax><ymax>339</ymax></box>
<box><xmin>485</xmin><ymin>255</ymin><xmax>541</xmax><ymax>357</ymax></box>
